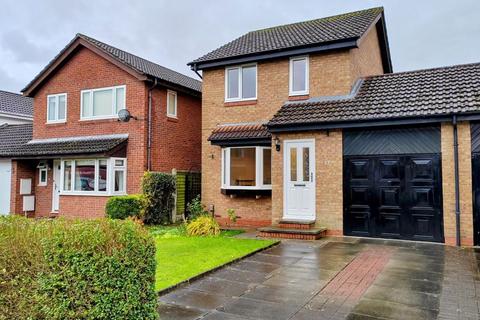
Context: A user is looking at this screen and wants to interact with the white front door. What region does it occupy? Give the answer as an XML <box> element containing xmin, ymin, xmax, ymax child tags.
<box><xmin>0</xmin><ymin>159</ymin><xmax>12</xmax><ymax>215</ymax></box>
<box><xmin>284</xmin><ymin>139</ymin><xmax>315</xmax><ymax>220</ymax></box>
<box><xmin>52</xmin><ymin>160</ymin><xmax>61</xmax><ymax>212</ymax></box>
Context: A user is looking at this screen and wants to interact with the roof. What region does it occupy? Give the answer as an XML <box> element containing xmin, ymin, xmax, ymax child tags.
<box><xmin>190</xmin><ymin>7</ymin><xmax>385</xmax><ymax>68</ymax></box>
<box><xmin>0</xmin><ymin>124</ymin><xmax>33</xmax><ymax>156</ymax></box>
<box><xmin>22</xmin><ymin>33</ymin><xmax>201</xmax><ymax>95</ymax></box>
<box><xmin>0</xmin><ymin>132</ymin><xmax>128</xmax><ymax>158</ymax></box>
<box><xmin>208</xmin><ymin>123</ymin><xmax>271</xmax><ymax>145</ymax></box>
<box><xmin>0</xmin><ymin>90</ymin><xmax>33</xmax><ymax>118</ymax></box>
<box><xmin>268</xmin><ymin>62</ymin><xmax>480</xmax><ymax>130</ymax></box>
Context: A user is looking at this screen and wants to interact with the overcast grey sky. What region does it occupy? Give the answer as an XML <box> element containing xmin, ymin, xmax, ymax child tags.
<box><xmin>0</xmin><ymin>0</ymin><xmax>479</xmax><ymax>93</ymax></box>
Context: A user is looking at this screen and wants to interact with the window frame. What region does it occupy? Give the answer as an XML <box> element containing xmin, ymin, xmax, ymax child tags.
<box><xmin>289</xmin><ymin>56</ymin><xmax>309</xmax><ymax>96</ymax></box>
<box><xmin>60</xmin><ymin>157</ymin><xmax>127</xmax><ymax>196</ymax></box>
<box><xmin>80</xmin><ymin>85</ymin><xmax>126</xmax><ymax>120</ymax></box>
<box><xmin>221</xmin><ymin>146</ymin><xmax>271</xmax><ymax>190</ymax></box>
<box><xmin>38</xmin><ymin>168</ymin><xmax>48</xmax><ymax>186</ymax></box>
<box><xmin>46</xmin><ymin>93</ymin><xmax>67</xmax><ymax>124</ymax></box>
<box><xmin>166</xmin><ymin>90</ymin><xmax>178</xmax><ymax>118</ymax></box>
<box><xmin>224</xmin><ymin>64</ymin><xmax>257</xmax><ymax>102</ymax></box>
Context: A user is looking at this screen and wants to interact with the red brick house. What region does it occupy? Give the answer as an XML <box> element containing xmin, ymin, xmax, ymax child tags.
<box><xmin>1</xmin><ymin>34</ymin><xmax>201</xmax><ymax>218</ymax></box>
<box><xmin>189</xmin><ymin>7</ymin><xmax>480</xmax><ymax>246</ymax></box>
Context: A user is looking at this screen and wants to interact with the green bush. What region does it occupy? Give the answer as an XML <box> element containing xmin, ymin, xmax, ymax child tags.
<box><xmin>142</xmin><ymin>172</ymin><xmax>176</xmax><ymax>225</ymax></box>
<box><xmin>186</xmin><ymin>195</ymin><xmax>208</xmax><ymax>219</ymax></box>
<box><xmin>0</xmin><ymin>216</ymin><xmax>158</xmax><ymax>320</ymax></box>
<box><xmin>186</xmin><ymin>215</ymin><xmax>220</xmax><ymax>236</ymax></box>
<box><xmin>105</xmin><ymin>194</ymin><xmax>145</xmax><ymax>220</ymax></box>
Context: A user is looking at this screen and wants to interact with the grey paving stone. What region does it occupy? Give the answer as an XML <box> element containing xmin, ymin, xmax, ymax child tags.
<box><xmin>363</xmin><ymin>285</ymin><xmax>440</xmax><ymax>311</ymax></box>
<box><xmin>262</xmin><ymin>273</ymin><xmax>326</xmax><ymax>292</ymax></box>
<box><xmin>242</xmin><ymin>284</ymin><xmax>316</xmax><ymax>305</ymax></box>
<box><xmin>159</xmin><ymin>288</ymin><xmax>231</xmax><ymax>311</ymax></box>
<box><xmin>229</xmin><ymin>260</ymin><xmax>281</xmax><ymax>274</ymax></box>
<box><xmin>245</xmin><ymin>252</ymin><xmax>302</xmax><ymax>266</ymax></box>
<box><xmin>212</xmin><ymin>267</ymin><xmax>270</xmax><ymax>284</ymax></box>
<box><xmin>157</xmin><ymin>303</ymin><xmax>206</xmax><ymax>320</ymax></box>
<box><xmin>189</xmin><ymin>277</ymin><xmax>253</xmax><ymax>297</ymax></box>
<box><xmin>218</xmin><ymin>297</ymin><xmax>300</xmax><ymax>320</ymax></box>
<box><xmin>201</xmin><ymin>311</ymin><xmax>255</xmax><ymax>320</ymax></box>
<box><xmin>351</xmin><ymin>298</ymin><xmax>438</xmax><ymax>320</ymax></box>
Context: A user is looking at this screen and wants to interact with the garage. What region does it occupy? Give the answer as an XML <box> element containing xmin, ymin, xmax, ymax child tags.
<box><xmin>343</xmin><ymin>126</ymin><xmax>444</xmax><ymax>242</ymax></box>
<box><xmin>0</xmin><ymin>159</ymin><xmax>12</xmax><ymax>215</ymax></box>
<box><xmin>471</xmin><ymin>123</ymin><xmax>480</xmax><ymax>245</ymax></box>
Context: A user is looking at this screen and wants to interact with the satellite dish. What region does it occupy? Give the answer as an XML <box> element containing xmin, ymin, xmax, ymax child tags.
<box><xmin>118</xmin><ymin>109</ymin><xmax>132</xmax><ymax>122</ymax></box>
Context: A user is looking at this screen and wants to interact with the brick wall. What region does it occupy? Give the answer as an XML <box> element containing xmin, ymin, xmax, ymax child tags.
<box><xmin>441</xmin><ymin>122</ymin><xmax>474</xmax><ymax>245</ymax></box>
<box><xmin>10</xmin><ymin>160</ymin><xmax>35</xmax><ymax>215</ymax></box>
<box><xmin>201</xmin><ymin>27</ymin><xmax>384</xmax><ymax>227</ymax></box>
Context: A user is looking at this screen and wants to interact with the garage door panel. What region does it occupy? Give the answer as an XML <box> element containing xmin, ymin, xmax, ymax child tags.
<box><xmin>348</xmin><ymin>210</ymin><xmax>371</xmax><ymax>235</ymax></box>
<box><xmin>411</xmin><ymin>159</ymin><xmax>434</xmax><ymax>180</ymax></box>
<box><xmin>379</xmin><ymin>159</ymin><xmax>401</xmax><ymax>180</ymax></box>
<box><xmin>349</xmin><ymin>160</ymin><xmax>370</xmax><ymax>180</ymax></box>
<box><xmin>377</xmin><ymin>212</ymin><xmax>401</xmax><ymax>237</ymax></box>
<box><xmin>379</xmin><ymin>187</ymin><xmax>401</xmax><ymax>208</ymax></box>
<box><xmin>411</xmin><ymin>187</ymin><xmax>435</xmax><ymax>208</ymax></box>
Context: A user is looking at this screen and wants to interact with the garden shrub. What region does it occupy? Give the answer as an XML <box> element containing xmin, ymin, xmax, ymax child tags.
<box><xmin>186</xmin><ymin>195</ymin><xmax>208</xmax><ymax>219</ymax></box>
<box><xmin>0</xmin><ymin>216</ymin><xmax>158</xmax><ymax>320</ymax></box>
<box><xmin>186</xmin><ymin>215</ymin><xmax>220</xmax><ymax>236</ymax></box>
<box><xmin>105</xmin><ymin>194</ymin><xmax>145</xmax><ymax>220</ymax></box>
<box><xmin>142</xmin><ymin>172</ymin><xmax>176</xmax><ymax>225</ymax></box>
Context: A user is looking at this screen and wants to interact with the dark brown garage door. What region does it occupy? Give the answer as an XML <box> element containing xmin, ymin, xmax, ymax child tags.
<box><xmin>343</xmin><ymin>127</ymin><xmax>444</xmax><ymax>243</ymax></box>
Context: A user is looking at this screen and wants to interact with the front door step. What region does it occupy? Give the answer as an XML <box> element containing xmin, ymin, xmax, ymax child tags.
<box><xmin>279</xmin><ymin>220</ymin><xmax>315</xmax><ymax>230</ymax></box>
<box><xmin>258</xmin><ymin>226</ymin><xmax>327</xmax><ymax>240</ymax></box>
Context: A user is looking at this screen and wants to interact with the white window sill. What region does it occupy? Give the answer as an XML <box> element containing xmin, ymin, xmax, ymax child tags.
<box><xmin>79</xmin><ymin>115</ymin><xmax>118</xmax><ymax>121</ymax></box>
<box><xmin>60</xmin><ymin>192</ymin><xmax>111</xmax><ymax>197</ymax></box>
<box><xmin>289</xmin><ymin>91</ymin><xmax>309</xmax><ymax>97</ymax></box>
<box><xmin>221</xmin><ymin>186</ymin><xmax>272</xmax><ymax>190</ymax></box>
<box><xmin>167</xmin><ymin>115</ymin><xmax>178</xmax><ymax>119</ymax></box>
<box><xmin>224</xmin><ymin>97</ymin><xmax>257</xmax><ymax>103</ymax></box>
<box><xmin>46</xmin><ymin>120</ymin><xmax>66</xmax><ymax>124</ymax></box>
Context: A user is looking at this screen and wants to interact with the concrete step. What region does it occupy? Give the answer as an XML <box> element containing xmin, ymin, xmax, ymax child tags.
<box><xmin>278</xmin><ymin>219</ymin><xmax>316</xmax><ymax>230</ymax></box>
<box><xmin>257</xmin><ymin>226</ymin><xmax>327</xmax><ymax>240</ymax></box>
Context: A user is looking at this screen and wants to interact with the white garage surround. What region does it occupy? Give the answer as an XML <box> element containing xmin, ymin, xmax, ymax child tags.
<box><xmin>0</xmin><ymin>159</ymin><xmax>11</xmax><ymax>215</ymax></box>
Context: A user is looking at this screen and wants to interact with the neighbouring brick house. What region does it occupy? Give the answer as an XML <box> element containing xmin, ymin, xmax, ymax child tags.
<box><xmin>189</xmin><ymin>7</ymin><xmax>480</xmax><ymax>246</ymax></box>
<box><xmin>0</xmin><ymin>34</ymin><xmax>201</xmax><ymax>218</ymax></box>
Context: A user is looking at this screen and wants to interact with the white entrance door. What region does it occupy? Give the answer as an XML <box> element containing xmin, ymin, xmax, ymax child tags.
<box><xmin>52</xmin><ymin>160</ymin><xmax>61</xmax><ymax>212</ymax></box>
<box><xmin>284</xmin><ymin>139</ymin><xmax>315</xmax><ymax>220</ymax></box>
<box><xmin>0</xmin><ymin>159</ymin><xmax>12</xmax><ymax>215</ymax></box>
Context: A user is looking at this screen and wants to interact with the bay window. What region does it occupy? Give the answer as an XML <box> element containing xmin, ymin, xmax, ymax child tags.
<box><xmin>61</xmin><ymin>158</ymin><xmax>126</xmax><ymax>195</ymax></box>
<box><xmin>225</xmin><ymin>64</ymin><xmax>257</xmax><ymax>101</ymax></box>
<box><xmin>81</xmin><ymin>85</ymin><xmax>126</xmax><ymax>120</ymax></box>
<box><xmin>222</xmin><ymin>146</ymin><xmax>271</xmax><ymax>189</ymax></box>
<box><xmin>289</xmin><ymin>56</ymin><xmax>309</xmax><ymax>96</ymax></box>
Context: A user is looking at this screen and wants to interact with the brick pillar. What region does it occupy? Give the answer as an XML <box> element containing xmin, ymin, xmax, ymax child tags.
<box><xmin>10</xmin><ymin>160</ymin><xmax>36</xmax><ymax>216</ymax></box>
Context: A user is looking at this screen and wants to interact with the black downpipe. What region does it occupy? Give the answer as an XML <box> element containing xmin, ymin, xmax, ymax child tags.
<box><xmin>147</xmin><ymin>78</ymin><xmax>158</xmax><ymax>171</ymax></box>
<box><xmin>453</xmin><ymin>115</ymin><xmax>461</xmax><ymax>246</ymax></box>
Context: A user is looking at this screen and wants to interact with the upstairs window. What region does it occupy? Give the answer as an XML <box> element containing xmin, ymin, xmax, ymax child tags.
<box><xmin>167</xmin><ymin>90</ymin><xmax>177</xmax><ymax>118</ymax></box>
<box><xmin>47</xmin><ymin>93</ymin><xmax>67</xmax><ymax>123</ymax></box>
<box><xmin>225</xmin><ymin>64</ymin><xmax>257</xmax><ymax>102</ymax></box>
<box><xmin>81</xmin><ymin>85</ymin><xmax>125</xmax><ymax>120</ymax></box>
<box><xmin>289</xmin><ymin>56</ymin><xmax>309</xmax><ymax>96</ymax></box>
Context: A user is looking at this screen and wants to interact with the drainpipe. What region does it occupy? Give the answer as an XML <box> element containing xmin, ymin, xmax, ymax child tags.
<box><xmin>452</xmin><ymin>114</ymin><xmax>461</xmax><ymax>246</ymax></box>
<box><xmin>147</xmin><ymin>78</ymin><xmax>158</xmax><ymax>171</ymax></box>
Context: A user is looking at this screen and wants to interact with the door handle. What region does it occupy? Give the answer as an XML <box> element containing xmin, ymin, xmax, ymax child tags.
<box><xmin>294</xmin><ymin>183</ymin><xmax>306</xmax><ymax>187</ymax></box>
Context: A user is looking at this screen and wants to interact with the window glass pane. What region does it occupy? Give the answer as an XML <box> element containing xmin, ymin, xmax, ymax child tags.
<box><xmin>114</xmin><ymin>159</ymin><xmax>124</xmax><ymax>167</ymax></box>
<box><xmin>290</xmin><ymin>148</ymin><xmax>297</xmax><ymax>181</ymax></box>
<box><xmin>230</xmin><ymin>148</ymin><xmax>256</xmax><ymax>186</ymax></box>
<box><xmin>263</xmin><ymin>148</ymin><xmax>271</xmax><ymax>185</ymax></box>
<box><xmin>63</xmin><ymin>161</ymin><xmax>72</xmax><ymax>191</ymax></box>
<box><xmin>242</xmin><ymin>66</ymin><xmax>256</xmax><ymax>99</ymax></box>
<box><xmin>40</xmin><ymin>169</ymin><xmax>47</xmax><ymax>183</ymax></box>
<box><xmin>292</xmin><ymin>58</ymin><xmax>307</xmax><ymax>92</ymax></box>
<box><xmin>98</xmin><ymin>160</ymin><xmax>107</xmax><ymax>192</ymax></box>
<box><xmin>302</xmin><ymin>147</ymin><xmax>310</xmax><ymax>182</ymax></box>
<box><xmin>222</xmin><ymin>149</ymin><xmax>227</xmax><ymax>185</ymax></box>
<box><xmin>114</xmin><ymin>170</ymin><xmax>125</xmax><ymax>192</ymax></box>
<box><xmin>227</xmin><ymin>68</ymin><xmax>239</xmax><ymax>99</ymax></box>
<box><xmin>48</xmin><ymin>96</ymin><xmax>56</xmax><ymax>121</ymax></box>
<box><xmin>58</xmin><ymin>95</ymin><xmax>66</xmax><ymax>120</ymax></box>
<box><xmin>74</xmin><ymin>160</ymin><xmax>95</xmax><ymax>191</ymax></box>
<box><xmin>93</xmin><ymin>89</ymin><xmax>113</xmax><ymax>116</ymax></box>
<box><xmin>115</xmin><ymin>87</ymin><xmax>125</xmax><ymax>113</ymax></box>
<box><xmin>168</xmin><ymin>92</ymin><xmax>176</xmax><ymax>116</ymax></box>
<box><xmin>82</xmin><ymin>92</ymin><xmax>91</xmax><ymax>117</ymax></box>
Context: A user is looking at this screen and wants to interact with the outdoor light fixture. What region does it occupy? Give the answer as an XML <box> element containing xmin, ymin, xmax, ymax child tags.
<box><xmin>274</xmin><ymin>136</ymin><xmax>281</xmax><ymax>152</ymax></box>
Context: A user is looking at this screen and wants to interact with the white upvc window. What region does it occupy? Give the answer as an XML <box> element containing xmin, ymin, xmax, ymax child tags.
<box><xmin>225</xmin><ymin>64</ymin><xmax>257</xmax><ymax>102</ymax></box>
<box><xmin>81</xmin><ymin>85</ymin><xmax>126</xmax><ymax>120</ymax></box>
<box><xmin>60</xmin><ymin>157</ymin><xmax>127</xmax><ymax>196</ymax></box>
<box><xmin>221</xmin><ymin>146</ymin><xmax>271</xmax><ymax>190</ymax></box>
<box><xmin>289</xmin><ymin>56</ymin><xmax>309</xmax><ymax>96</ymax></box>
<box><xmin>38</xmin><ymin>168</ymin><xmax>47</xmax><ymax>186</ymax></box>
<box><xmin>167</xmin><ymin>90</ymin><xmax>177</xmax><ymax>118</ymax></box>
<box><xmin>47</xmin><ymin>93</ymin><xmax>67</xmax><ymax>123</ymax></box>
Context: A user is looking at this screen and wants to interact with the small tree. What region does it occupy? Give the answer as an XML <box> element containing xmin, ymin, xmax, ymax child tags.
<box><xmin>141</xmin><ymin>172</ymin><xmax>176</xmax><ymax>225</ymax></box>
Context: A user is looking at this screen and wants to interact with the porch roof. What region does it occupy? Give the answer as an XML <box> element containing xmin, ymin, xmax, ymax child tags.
<box><xmin>208</xmin><ymin>123</ymin><xmax>271</xmax><ymax>146</ymax></box>
<box><xmin>0</xmin><ymin>132</ymin><xmax>128</xmax><ymax>159</ymax></box>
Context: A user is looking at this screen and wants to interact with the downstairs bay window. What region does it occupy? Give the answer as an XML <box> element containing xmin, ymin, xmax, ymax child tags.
<box><xmin>222</xmin><ymin>146</ymin><xmax>271</xmax><ymax>190</ymax></box>
<box><xmin>61</xmin><ymin>158</ymin><xmax>126</xmax><ymax>195</ymax></box>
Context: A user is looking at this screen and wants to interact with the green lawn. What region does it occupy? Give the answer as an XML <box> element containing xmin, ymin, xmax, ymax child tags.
<box><xmin>149</xmin><ymin>225</ymin><xmax>277</xmax><ymax>291</ymax></box>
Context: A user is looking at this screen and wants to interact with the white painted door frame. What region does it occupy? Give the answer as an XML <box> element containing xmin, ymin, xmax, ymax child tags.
<box><xmin>283</xmin><ymin>139</ymin><xmax>316</xmax><ymax>220</ymax></box>
<box><xmin>0</xmin><ymin>159</ymin><xmax>12</xmax><ymax>215</ymax></box>
<box><xmin>52</xmin><ymin>160</ymin><xmax>61</xmax><ymax>212</ymax></box>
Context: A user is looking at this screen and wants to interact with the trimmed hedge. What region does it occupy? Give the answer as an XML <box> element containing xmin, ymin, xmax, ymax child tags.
<box><xmin>142</xmin><ymin>172</ymin><xmax>176</xmax><ymax>225</ymax></box>
<box><xmin>0</xmin><ymin>216</ymin><xmax>158</xmax><ymax>320</ymax></box>
<box><xmin>105</xmin><ymin>194</ymin><xmax>145</xmax><ymax>220</ymax></box>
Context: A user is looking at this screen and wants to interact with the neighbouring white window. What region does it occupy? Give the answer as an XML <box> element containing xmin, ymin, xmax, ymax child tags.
<box><xmin>167</xmin><ymin>90</ymin><xmax>177</xmax><ymax>118</ymax></box>
<box><xmin>60</xmin><ymin>158</ymin><xmax>127</xmax><ymax>195</ymax></box>
<box><xmin>47</xmin><ymin>93</ymin><xmax>67</xmax><ymax>123</ymax></box>
<box><xmin>221</xmin><ymin>146</ymin><xmax>271</xmax><ymax>190</ymax></box>
<box><xmin>38</xmin><ymin>168</ymin><xmax>47</xmax><ymax>186</ymax></box>
<box><xmin>289</xmin><ymin>56</ymin><xmax>309</xmax><ymax>96</ymax></box>
<box><xmin>225</xmin><ymin>64</ymin><xmax>257</xmax><ymax>101</ymax></box>
<box><xmin>81</xmin><ymin>85</ymin><xmax>126</xmax><ymax>120</ymax></box>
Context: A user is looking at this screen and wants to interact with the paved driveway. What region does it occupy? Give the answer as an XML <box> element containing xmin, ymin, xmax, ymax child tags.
<box><xmin>158</xmin><ymin>237</ymin><xmax>480</xmax><ymax>320</ymax></box>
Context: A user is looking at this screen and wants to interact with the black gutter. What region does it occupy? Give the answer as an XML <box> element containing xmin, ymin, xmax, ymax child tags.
<box><xmin>189</xmin><ymin>39</ymin><xmax>358</xmax><ymax>70</ymax></box>
<box><xmin>453</xmin><ymin>115</ymin><xmax>461</xmax><ymax>246</ymax></box>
